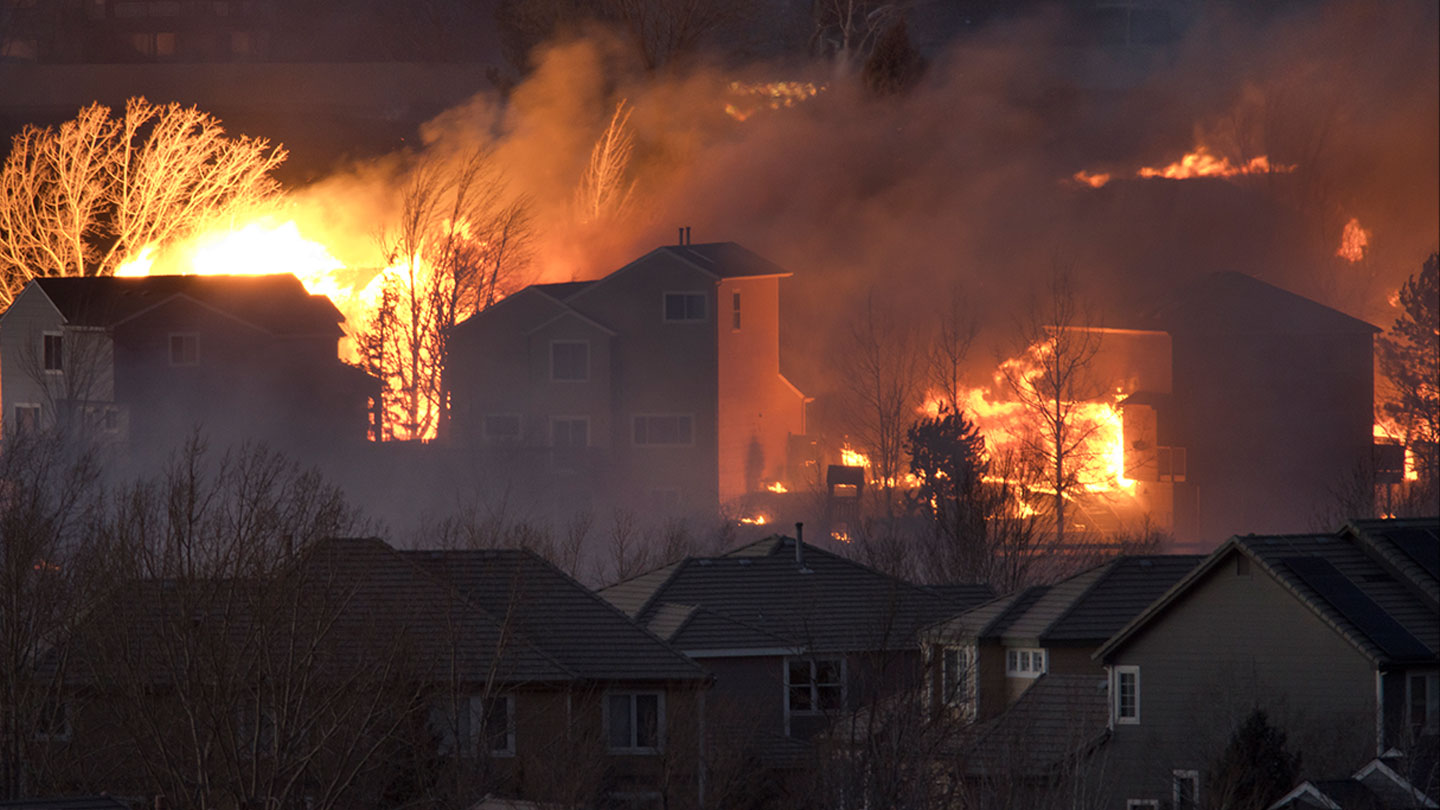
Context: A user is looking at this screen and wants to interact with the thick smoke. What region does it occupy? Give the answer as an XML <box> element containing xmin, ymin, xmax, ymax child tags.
<box><xmin>285</xmin><ymin>0</ymin><xmax>1435</xmax><ymax>400</ymax></box>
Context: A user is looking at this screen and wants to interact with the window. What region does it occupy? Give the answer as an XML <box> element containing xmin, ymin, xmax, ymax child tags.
<box><xmin>1172</xmin><ymin>770</ymin><xmax>1199</xmax><ymax>810</ymax></box>
<box><xmin>1125</xmin><ymin>801</ymin><xmax>1159</xmax><ymax>810</ymax></box>
<box><xmin>482</xmin><ymin>414</ymin><xmax>522</xmax><ymax>444</ymax></box>
<box><xmin>1409</xmin><ymin>671</ymin><xmax>1439</xmax><ymax>735</ymax></box>
<box><xmin>1115</xmin><ymin>666</ymin><xmax>1140</xmax><ymax>724</ymax></box>
<box><xmin>663</xmin><ymin>292</ymin><xmax>706</xmax><ymax>322</ymax></box>
<box><xmin>1158</xmin><ymin>446</ymin><xmax>1187</xmax><ymax>482</ymax></box>
<box><xmin>1005</xmin><ymin>647</ymin><xmax>1047</xmax><ymax>678</ymax></box>
<box><xmin>606</xmin><ymin>692</ymin><xmax>662</xmax><ymax>753</ymax></box>
<box><xmin>169</xmin><ymin>333</ymin><xmax>199</xmax><ymax>365</ymax></box>
<box><xmin>787</xmin><ymin>657</ymin><xmax>843</xmax><ymax>714</ymax></box>
<box><xmin>731</xmin><ymin>291</ymin><xmax>741</xmax><ymax>330</ymax></box>
<box><xmin>633</xmin><ymin>414</ymin><xmax>693</xmax><ymax>446</ymax></box>
<box><xmin>42</xmin><ymin>333</ymin><xmax>63</xmax><ymax>372</ymax></box>
<box><xmin>551</xmin><ymin>416</ymin><xmax>589</xmax><ymax>448</ymax></box>
<box><xmin>431</xmin><ymin>695</ymin><xmax>514</xmax><ymax>757</ymax></box>
<box><xmin>34</xmin><ymin>699</ymin><xmax>70</xmax><ymax>741</ymax></box>
<box><xmin>12</xmin><ymin>405</ymin><xmax>40</xmax><ymax>434</ymax></box>
<box><xmin>938</xmin><ymin>645</ymin><xmax>974</xmax><ymax>715</ymax></box>
<box><xmin>550</xmin><ymin>341</ymin><xmax>589</xmax><ymax>382</ymax></box>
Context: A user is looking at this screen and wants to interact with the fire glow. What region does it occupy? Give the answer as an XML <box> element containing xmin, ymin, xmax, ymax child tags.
<box><xmin>1075</xmin><ymin>146</ymin><xmax>1294</xmax><ymax>188</ymax></box>
<box><xmin>724</xmin><ymin>81</ymin><xmax>824</xmax><ymax>122</ymax></box>
<box><xmin>1336</xmin><ymin>218</ymin><xmax>1370</xmax><ymax>262</ymax></box>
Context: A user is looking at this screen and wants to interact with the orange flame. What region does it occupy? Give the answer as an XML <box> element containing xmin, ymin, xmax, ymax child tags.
<box><xmin>1336</xmin><ymin>218</ymin><xmax>1370</xmax><ymax>262</ymax></box>
<box><xmin>1072</xmin><ymin>170</ymin><xmax>1111</xmax><ymax>188</ymax></box>
<box><xmin>1374</xmin><ymin>419</ymin><xmax>1421</xmax><ymax>482</ymax></box>
<box><xmin>725</xmin><ymin>81</ymin><xmax>823</xmax><ymax>121</ymax></box>
<box><xmin>765</xmin><ymin>481</ymin><xmax>788</xmax><ymax>493</ymax></box>
<box><xmin>739</xmin><ymin>515</ymin><xmax>769</xmax><ymax>526</ymax></box>
<box><xmin>1136</xmin><ymin>147</ymin><xmax>1292</xmax><ymax>180</ymax></box>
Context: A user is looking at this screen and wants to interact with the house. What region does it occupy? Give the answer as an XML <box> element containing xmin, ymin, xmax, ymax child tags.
<box><xmin>1116</xmin><ymin>272</ymin><xmax>1379</xmax><ymax>547</ymax></box>
<box><xmin>921</xmin><ymin>554</ymin><xmax>1203</xmax><ymax>723</ymax></box>
<box><xmin>445</xmin><ymin>239</ymin><xmax>808</xmax><ymax>517</ymax></box>
<box><xmin>599</xmin><ymin>532</ymin><xmax>993</xmax><ymax>780</ymax></box>
<box><xmin>41</xmin><ymin>537</ymin><xmax>712</xmax><ymax>809</ymax></box>
<box><xmin>1270</xmin><ymin>755</ymin><xmax>1439</xmax><ymax>810</ymax></box>
<box><xmin>1093</xmin><ymin>517</ymin><xmax>1439</xmax><ymax>809</ymax></box>
<box><xmin>0</xmin><ymin>274</ymin><xmax>377</xmax><ymax>454</ymax></box>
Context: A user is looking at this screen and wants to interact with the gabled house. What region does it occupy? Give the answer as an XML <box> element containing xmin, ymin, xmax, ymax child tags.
<box><xmin>1270</xmin><ymin>755</ymin><xmax>1439</xmax><ymax>810</ymax></box>
<box><xmin>0</xmin><ymin>274</ymin><xmax>376</xmax><ymax>453</ymax></box>
<box><xmin>445</xmin><ymin>239</ymin><xmax>808</xmax><ymax>517</ymax></box>
<box><xmin>1094</xmin><ymin>518</ymin><xmax>1439</xmax><ymax>809</ymax></box>
<box><xmin>922</xmin><ymin>554</ymin><xmax>1203</xmax><ymax>723</ymax></box>
<box><xmin>599</xmin><ymin>533</ymin><xmax>993</xmax><ymax>768</ymax></box>
<box><xmin>42</xmin><ymin>537</ymin><xmax>711</xmax><ymax>809</ymax></box>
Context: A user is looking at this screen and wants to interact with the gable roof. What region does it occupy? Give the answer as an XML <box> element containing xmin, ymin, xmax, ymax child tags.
<box><xmin>27</xmin><ymin>274</ymin><xmax>344</xmax><ymax>336</ymax></box>
<box><xmin>925</xmin><ymin>555</ymin><xmax>1203</xmax><ymax>646</ymax></box>
<box><xmin>405</xmin><ymin>548</ymin><xmax>708</xmax><ymax>683</ymax></box>
<box><xmin>657</xmin><ymin>242</ymin><xmax>793</xmax><ymax>280</ymax></box>
<box><xmin>1096</xmin><ymin>519</ymin><xmax>1440</xmax><ymax>666</ymax></box>
<box><xmin>963</xmin><ymin>673</ymin><xmax>1110</xmax><ymax>778</ymax></box>
<box><xmin>1154</xmin><ymin>271</ymin><xmax>1379</xmax><ymax>336</ymax></box>
<box><xmin>600</xmin><ymin>535</ymin><xmax>993</xmax><ymax>654</ymax></box>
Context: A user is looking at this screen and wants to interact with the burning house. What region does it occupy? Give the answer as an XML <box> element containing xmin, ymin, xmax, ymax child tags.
<box><xmin>0</xmin><ymin>273</ymin><xmax>377</xmax><ymax>455</ymax></box>
<box><xmin>445</xmin><ymin>238</ymin><xmax>808</xmax><ymax>517</ymax></box>
<box><xmin>1116</xmin><ymin>271</ymin><xmax>1379</xmax><ymax>547</ymax></box>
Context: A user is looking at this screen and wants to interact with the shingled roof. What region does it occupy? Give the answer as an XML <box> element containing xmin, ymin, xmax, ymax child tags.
<box><xmin>925</xmin><ymin>555</ymin><xmax>1203</xmax><ymax>647</ymax></box>
<box><xmin>26</xmin><ymin>274</ymin><xmax>345</xmax><ymax>336</ymax></box>
<box><xmin>1097</xmin><ymin>519</ymin><xmax>1440</xmax><ymax>667</ymax></box>
<box><xmin>600</xmin><ymin>535</ymin><xmax>994</xmax><ymax>654</ymax></box>
<box><xmin>963</xmin><ymin>673</ymin><xmax>1110</xmax><ymax>778</ymax></box>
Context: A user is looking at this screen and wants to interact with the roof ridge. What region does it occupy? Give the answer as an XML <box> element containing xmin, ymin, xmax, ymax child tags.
<box><xmin>1039</xmin><ymin>558</ymin><xmax>1123</xmax><ymax>638</ymax></box>
<box><xmin>627</xmin><ymin>558</ymin><xmax>691</xmax><ymax>623</ymax></box>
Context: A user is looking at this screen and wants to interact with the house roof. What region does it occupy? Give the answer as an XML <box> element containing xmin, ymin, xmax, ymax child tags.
<box><xmin>600</xmin><ymin>535</ymin><xmax>994</xmax><ymax>654</ymax></box>
<box><xmin>1153</xmin><ymin>271</ymin><xmax>1379</xmax><ymax>336</ymax></box>
<box><xmin>925</xmin><ymin>555</ymin><xmax>1203</xmax><ymax>646</ymax></box>
<box><xmin>63</xmin><ymin>538</ymin><xmax>705</xmax><ymax>689</ymax></box>
<box><xmin>404</xmin><ymin>548</ymin><xmax>708</xmax><ymax>683</ymax></box>
<box><xmin>1270</xmin><ymin>755</ymin><xmax>1440</xmax><ymax>810</ymax></box>
<box><xmin>531</xmin><ymin>280</ymin><xmax>596</xmax><ymax>301</ymax></box>
<box><xmin>27</xmin><ymin>274</ymin><xmax>344</xmax><ymax>336</ymax></box>
<box><xmin>963</xmin><ymin>673</ymin><xmax>1110</xmax><ymax>778</ymax></box>
<box><xmin>659</xmin><ymin>242</ymin><xmax>793</xmax><ymax>279</ymax></box>
<box><xmin>1096</xmin><ymin>519</ymin><xmax>1440</xmax><ymax>666</ymax></box>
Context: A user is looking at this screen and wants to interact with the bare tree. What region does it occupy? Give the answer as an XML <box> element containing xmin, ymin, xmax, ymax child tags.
<box><xmin>0</xmin><ymin>99</ymin><xmax>286</xmax><ymax>307</ymax></box>
<box><xmin>841</xmin><ymin>292</ymin><xmax>925</xmax><ymax>517</ymax></box>
<box><xmin>1001</xmin><ymin>273</ymin><xmax>1105</xmax><ymax>547</ymax></box>
<box><xmin>811</xmin><ymin>0</ymin><xmax>902</xmax><ymax>74</ymax></box>
<box><xmin>574</xmin><ymin>99</ymin><xmax>637</xmax><ymax>226</ymax></box>
<box><xmin>364</xmin><ymin>148</ymin><xmax>533</xmax><ymax>441</ymax></box>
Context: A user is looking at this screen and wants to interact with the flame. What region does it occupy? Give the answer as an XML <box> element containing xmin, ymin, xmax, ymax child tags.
<box><xmin>725</xmin><ymin>81</ymin><xmax>824</xmax><ymax>121</ymax></box>
<box><xmin>831</xmin><ymin>529</ymin><xmax>851</xmax><ymax>543</ymax></box>
<box><xmin>1336</xmin><ymin>218</ymin><xmax>1370</xmax><ymax>262</ymax></box>
<box><xmin>1374</xmin><ymin>418</ymin><xmax>1421</xmax><ymax>482</ymax></box>
<box><xmin>739</xmin><ymin>515</ymin><xmax>769</xmax><ymax>526</ymax></box>
<box><xmin>1072</xmin><ymin>170</ymin><xmax>1111</xmax><ymax>188</ymax></box>
<box><xmin>1136</xmin><ymin>147</ymin><xmax>1292</xmax><ymax>180</ymax></box>
<box><xmin>765</xmin><ymin>481</ymin><xmax>788</xmax><ymax>493</ymax></box>
<box><xmin>839</xmin><ymin>443</ymin><xmax>870</xmax><ymax>468</ymax></box>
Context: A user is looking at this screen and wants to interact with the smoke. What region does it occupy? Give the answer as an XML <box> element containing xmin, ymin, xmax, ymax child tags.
<box><xmin>279</xmin><ymin>0</ymin><xmax>1435</xmax><ymax>397</ymax></box>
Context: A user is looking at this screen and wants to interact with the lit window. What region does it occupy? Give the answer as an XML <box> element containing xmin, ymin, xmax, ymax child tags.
<box><xmin>633</xmin><ymin>414</ymin><xmax>693</xmax><ymax>446</ymax></box>
<box><xmin>1115</xmin><ymin>666</ymin><xmax>1140</xmax><ymax>724</ymax></box>
<box><xmin>169</xmin><ymin>333</ymin><xmax>199</xmax><ymax>365</ymax></box>
<box><xmin>42</xmin><ymin>333</ymin><xmax>63</xmax><ymax>372</ymax></box>
<box><xmin>482</xmin><ymin>414</ymin><xmax>521</xmax><ymax>444</ymax></box>
<box><xmin>154</xmin><ymin>31</ymin><xmax>176</xmax><ymax>55</ymax></box>
<box><xmin>607</xmin><ymin>692</ymin><xmax>662</xmax><ymax>753</ymax></box>
<box><xmin>1005</xmin><ymin>647</ymin><xmax>1046</xmax><ymax>678</ymax></box>
<box><xmin>551</xmin><ymin>341</ymin><xmax>589</xmax><ymax>382</ymax></box>
<box><xmin>1172</xmin><ymin>770</ymin><xmax>1199</xmax><ymax>810</ymax></box>
<box><xmin>430</xmin><ymin>695</ymin><xmax>514</xmax><ymax>757</ymax></box>
<box><xmin>787</xmin><ymin>658</ymin><xmax>843</xmax><ymax>716</ymax></box>
<box><xmin>663</xmin><ymin>292</ymin><xmax>706</xmax><ymax>322</ymax></box>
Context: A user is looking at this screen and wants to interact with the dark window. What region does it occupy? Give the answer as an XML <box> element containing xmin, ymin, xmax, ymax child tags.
<box><xmin>34</xmin><ymin>699</ymin><xmax>70</xmax><ymax>741</ymax></box>
<box><xmin>788</xmin><ymin>658</ymin><xmax>843</xmax><ymax>715</ymax></box>
<box><xmin>1117</xmin><ymin>668</ymin><xmax>1139</xmax><ymax>723</ymax></box>
<box><xmin>1172</xmin><ymin>771</ymin><xmax>1199</xmax><ymax>810</ymax></box>
<box><xmin>483</xmin><ymin>414</ymin><xmax>521</xmax><ymax>443</ymax></box>
<box><xmin>551</xmin><ymin>341</ymin><xmax>589</xmax><ymax>381</ymax></box>
<box><xmin>13</xmin><ymin>405</ymin><xmax>40</xmax><ymax>433</ymax></box>
<box><xmin>42</xmin><ymin>333</ymin><xmax>62</xmax><ymax>372</ymax></box>
<box><xmin>732</xmin><ymin>291</ymin><xmax>741</xmax><ymax>330</ymax></box>
<box><xmin>633</xmin><ymin>414</ymin><xmax>693</xmax><ymax>446</ymax></box>
<box><xmin>431</xmin><ymin>695</ymin><xmax>513</xmax><ymax>756</ymax></box>
<box><xmin>607</xmin><ymin>692</ymin><xmax>661</xmax><ymax>751</ymax></box>
<box><xmin>169</xmin><ymin>333</ymin><xmax>199</xmax><ymax>365</ymax></box>
<box><xmin>551</xmin><ymin>417</ymin><xmax>588</xmax><ymax>448</ymax></box>
<box><xmin>663</xmin><ymin>292</ymin><xmax>706</xmax><ymax>322</ymax></box>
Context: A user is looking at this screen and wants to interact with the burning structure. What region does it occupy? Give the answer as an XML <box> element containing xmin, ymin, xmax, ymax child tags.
<box><xmin>445</xmin><ymin>238</ymin><xmax>807</xmax><ymax>516</ymax></box>
<box><xmin>0</xmin><ymin>273</ymin><xmax>376</xmax><ymax>455</ymax></box>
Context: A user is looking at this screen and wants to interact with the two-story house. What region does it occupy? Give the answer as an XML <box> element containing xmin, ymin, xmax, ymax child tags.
<box><xmin>0</xmin><ymin>274</ymin><xmax>376</xmax><ymax>454</ymax></box>
<box><xmin>445</xmin><ymin>239</ymin><xmax>808</xmax><ymax>517</ymax></box>
<box><xmin>43</xmin><ymin>537</ymin><xmax>712</xmax><ymax>809</ymax></box>
<box><xmin>600</xmin><ymin>532</ymin><xmax>992</xmax><ymax>790</ymax></box>
<box><xmin>1094</xmin><ymin>518</ymin><xmax>1439</xmax><ymax>809</ymax></box>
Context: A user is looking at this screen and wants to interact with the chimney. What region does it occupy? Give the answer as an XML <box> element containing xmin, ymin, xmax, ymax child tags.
<box><xmin>678</xmin><ymin>226</ymin><xmax>684</xmax><ymax>245</ymax></box>
<box><xmin>795</xmin><ymin>522</ymin><xmax>811</xmax><ymax>573</ymax></box>
<box><xmin>685</xmin><ymin>226</ymin><xmax>692</xmax><ymax>245</ymax></box>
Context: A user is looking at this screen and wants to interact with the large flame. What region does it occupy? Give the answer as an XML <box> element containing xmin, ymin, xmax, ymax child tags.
<box><xmin>1073</xmin><ymin>145</ymin><xmax>1295</xmax><ymax>188</ymax></box>
<box><xmin>1336</xmin><ymin>217</ymin><xmax>1370</xmax><ymax>262</ymax></box>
